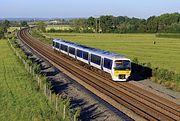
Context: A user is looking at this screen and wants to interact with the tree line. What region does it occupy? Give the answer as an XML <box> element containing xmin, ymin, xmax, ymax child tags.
<box><xmin>0</xmin><ymin>20</ymin><xmax>10</xmax><ymax>39</ymax></box>
<box><xmin>0</xmin><ymin>19</ymin><xmax>47</xmax><ymax>39</ymax></box>
<box><xmin>55</xmin><ymin>12</ymin><xmax>180</xmax><ymax>33</ymax></box>
<box><xmin>1</xmin><ymin>12</ymin><xmax>180</xmax><ymax>37</ymax></box>
<box><xmin>0</xmin><ymin>20</ymin><xmax>29</xmax><ymax>39</ymax></box>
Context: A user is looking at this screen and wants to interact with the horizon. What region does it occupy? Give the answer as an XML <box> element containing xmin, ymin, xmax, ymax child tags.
<box><xmin>1</xmin><ymin>0</ymin><xmax>180</xmax><ymax>19</ymax></box>
<box><xmin>1</xmin><ymin>12</ymin><xmax>179</xmax><ymax>21</ymax></box>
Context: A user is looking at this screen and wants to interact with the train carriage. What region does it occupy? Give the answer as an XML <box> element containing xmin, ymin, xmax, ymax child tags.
<box><xmin>52</xmin><ymin>39</ymin><xmax>131</xmax><ymax>81</ymax></box>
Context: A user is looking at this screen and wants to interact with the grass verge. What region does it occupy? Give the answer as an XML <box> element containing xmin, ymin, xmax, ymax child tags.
<box><xmin>0</xmin><ymin>39</ymin><xmax>80</xmax><ymax>120</ymax></box>
<box><xmin>0</xmin><ymin>39</ymin><xmax>62</xmax><ymax>120</ymax></box>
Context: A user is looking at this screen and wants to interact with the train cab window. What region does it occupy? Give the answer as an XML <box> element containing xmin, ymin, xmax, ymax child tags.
<box><xmin>53</xmin><ymin>41</ymin><xmax>55</xmax><ymax>47</ymax></box>
<box><xmin>61</xmin><ymin>44</ymin><xmax>68</xmax><ymax>52</ymax></box>
<box><xmin>82</xmin><ymin>51</ymin><xmax>89</xmax><ymax>60</ymax></box>
<box><xmin>69</xmin><ymin>47</ymin><xmax>75</xmax><ymax>55</ymax></box>
<box><xmin>114</xmin><ymin>60</ymin><xmax>131</xmax><ymax>70</ymax></box>
<box><xmin>91</xmin><ymin>54</ymin><xmax>101</xmax><ymax>65</ymax></box>
<box><xmin>104</xmin><ymin>58</ymin><xmax>112</xmax><ymax>69</ymax></box>
<box><xmin>77</xmin><ymin>49</ymin><xmax>83</xmax><ymax>58</ymax></box>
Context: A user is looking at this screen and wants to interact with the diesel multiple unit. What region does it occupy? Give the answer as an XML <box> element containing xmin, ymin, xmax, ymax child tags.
<box><xmin>52</xmin><ymin>39</ymin><xmax>131</xmax><ymax>81</ymax></box>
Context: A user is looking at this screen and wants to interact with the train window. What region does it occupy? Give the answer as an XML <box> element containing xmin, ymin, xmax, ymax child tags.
<box><xmin>64</xmin><ymin>45</ymin><xmax>68</xmax><ymax>52</ymax></box>
<box><xmin>61</xmin><ymin>44</ymin><xmax>68</xmax><ymax>52</ymax></box>
<box><xmin>69</xmin><ymin>47</ymin><xmax>75</xmax><ymax>55</ymax></box>
<box><xmin>91</xmin><ymin>54</ymin><xmax>101</xmax><ymax>65</ymax></box>
<box><xmin>53</xmin><ymin>41</ymin><xmax>55</xmax><ymax>46</ymax></box>
<box><xmin>77</xmin><ymin>49</ymin><xmax>83</xmax><ymax>58</ymax></box>
<box><xmin>83</xmin><ymin>51</ymin><xmax>88</xmax><ymax>60</ymax></box>
<box><xmin>104</xmin><ymin>58</ymin><xmax>112</xmax><ymax>69</ymax></box>
<box><xmin>55</xmin><ymin>42</ymin><xmax>59</xmax><ymax>48</ymax></box>
<box><xmin>60</xmin><ymin>44</ymin><xmax>63</xmax><ymax>50</ymax></box>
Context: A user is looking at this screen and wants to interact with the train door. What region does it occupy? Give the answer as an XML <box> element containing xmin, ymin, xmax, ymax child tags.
<box><xmin>101</xmin><ymin>58</ymin><xmax>104</xmax><ymax>70</ymax></box>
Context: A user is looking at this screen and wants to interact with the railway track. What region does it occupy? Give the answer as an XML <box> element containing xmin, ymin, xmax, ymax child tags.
<box><xmin>17</xmin><ymin>28</ymin><xmax>180</xmax><ymax>121</ymax></box>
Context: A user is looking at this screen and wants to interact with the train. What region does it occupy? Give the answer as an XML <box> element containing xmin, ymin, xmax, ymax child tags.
<box><xmin>52</xmin><ymin>39</ymin><xmax>131</xmax><ymax>81</ymax></box>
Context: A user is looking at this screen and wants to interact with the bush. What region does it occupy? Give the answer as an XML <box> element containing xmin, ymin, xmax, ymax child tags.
<box><xmin>152</xmin><ymin>68</ymin><xmax>179</xmax><ymax>81</ymax></box>
<box><xmin>132</xmin><ymin>57</ymin><xmax>139</xmax><ymax>64</ymax></box>
<box><xmin>132</xmin><ymin>57</ymin><xmax>180</xmax><ymax>91</ymax></box>
<box><xmin>47</xmin><ymin>28</ymin><xmax>77</xmax><ymax>33</ymax></box>
<box><xmin>156</xmin><ymin>33</ymin><xmax>180</xmax><ymax>38</ymax></box>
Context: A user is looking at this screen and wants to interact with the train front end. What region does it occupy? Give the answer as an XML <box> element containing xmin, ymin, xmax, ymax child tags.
<box><xmin>112</xmin><ymin>59</ymin><xmax>131</xmax><ymax>81</ymax></box>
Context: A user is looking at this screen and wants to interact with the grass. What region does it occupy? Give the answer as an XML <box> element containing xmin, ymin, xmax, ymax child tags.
<box><xmin>32</xmin><ymin>29</ymin><xmax>52</xmax><ymax>44</ymax></box>
<box><xmin>0</xmin><ymin>39</ymin><xmax>62</xmax><ymax>121</ymax></box>
<box><xmin>44</xmin><ymin>33</ymin><xmax>180</xmax><ymax>74</ymax></box>
<box><xmin>8</xmin><ymin>27</ymin><xmax>20</xmax><ymax>33</ymax></box>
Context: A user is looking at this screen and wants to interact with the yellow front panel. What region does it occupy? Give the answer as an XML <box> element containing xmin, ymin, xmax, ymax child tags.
<box><xmin>114</xmin><ymin>70</ymin><xmax>131</xmax><ymax>76</ymax></box>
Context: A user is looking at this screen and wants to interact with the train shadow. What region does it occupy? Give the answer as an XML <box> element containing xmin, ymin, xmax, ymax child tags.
<box><xmin>70</xmin><ymin>99</ymin><xmax>107</xmax><ymax>120</ymax></box>
<box><xmin>42</xmin><ymin>67</ymin><xmax>60</xmax><ymax>77</ymax></box>
<box><xmin>80</xmin><ymin>104</ymin><xmax>106</xmax><ymax>121</ymax></box>
<box><xmin>49</xmin><ymin>78</ymin><xmax>69</xmax><ymax>94</ymax></box>
<box><xmin>31</xmin><ymin>57</ymin><xmax>44</xmax><ymax>65</ymax></box>
<box><xmin>129</xmin><ymin>62</ymin><xmax>152</xmax><ymax>81</ymax></box>
<box><xmin>49</xmin><ymin>77</ymin><xmax>108</xmax><ymax>120</ymax></box>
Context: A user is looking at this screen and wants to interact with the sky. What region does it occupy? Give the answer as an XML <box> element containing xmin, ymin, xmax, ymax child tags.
<box><xmin>1</xmin><ymin>0</ymin><xmax>180</xmax><ymax>19</ymax></box>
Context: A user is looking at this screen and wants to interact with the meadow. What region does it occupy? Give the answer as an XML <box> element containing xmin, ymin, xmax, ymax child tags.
<box><xmin>8</xmin><ymin>27</ymin><xmax>20</xmax><ymax>32</ymax></box>
<box><xmin>0</xmin><ymin>40</ymin><xmax>61</xmax><ymax>120</ymax></box>
<box><xmin>44</xmin><ymin>33</ymin><xmax>180</xmax><ymax>73</ymax></box>
<box><xmin>46</xmin><ymin>25</ymin><xmax>72</xmax><ymax>31</ymax></box>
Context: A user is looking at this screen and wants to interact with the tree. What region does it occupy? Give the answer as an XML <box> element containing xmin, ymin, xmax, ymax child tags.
<box><xmin>0</xmin><ymin>26</ymin><xmax>5</xmax><ymax>39</ymax></box>
<box><xmin>3</xmin><ymin>20</ymin><xmax>10</xmax><ymax>28</ymax></box>
<box><xmin>146</xmin><ymin>16</ymin><xmax>158</xmax><ymax>33</ymax></box>
<box><xmin>138</xmin><ymin>19</ymin><xmax>147</xmax><ymax>32</ymax></box>
<box><xmin>0</xmin><ymin>20</ymin><xmax>10</xmax><ymax>39</ymax></box>
<box><xmin>117</xmin><ymin>23</ymin><xmax>127</xmax><ymax>33</ymax></box>
<box><xmin>36</xmin><ymin>22</ymin><xmax>46</xmax><ymax>32</ymax></box>
<box><xmin>20</xmin><ymin>21</ymin><xmax>28</xmax><ymax>27</ymax></box>
<box><xmin>100</xmin><ymin>15</ymin><xmax>115</xmax><ymax>33</ymax></box>
<box><xmin>167</xmin><ymin>23</ymin><xmax>180</xmax><ymax>33</ymax></box>
<box><xmin>86</xmin><ymin>17</ymin><xmax>96</xmax><ymax>32</ymax></box>
<box><xmin>0</xmin><ymin>20</ymin><xmax>10</xmax><ymax>33</ymax></box>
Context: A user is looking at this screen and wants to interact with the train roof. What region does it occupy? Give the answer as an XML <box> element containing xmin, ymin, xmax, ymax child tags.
<box><xmin>53</xmin><ymin>39</ymin><xmax>129</xmax><ymax>59</ymax></box>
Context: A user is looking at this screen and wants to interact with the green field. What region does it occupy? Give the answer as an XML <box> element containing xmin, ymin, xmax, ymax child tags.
<box><xmin>44</xmin><ymin>33</ymin><xmax>180</xmax><ymax>73</ymax></box>
<box><xmin>0</xmin><ymin>40</ymin><xmax>61</xmax><ymax>120</ymax></box>
<box><xmin>46</xmin><ymin>25</ymin><xmax>72</xmax><ymax>31</ymax></box>
<box><xmin>8</xmin><ymin>27</ymin><xmax>20</xmax><ymax>32</ymax></box>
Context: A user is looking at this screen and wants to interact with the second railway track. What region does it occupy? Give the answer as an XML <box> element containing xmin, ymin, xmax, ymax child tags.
<box><xmin>17</xmin><ymin>28</ymin><xmax>180</xmax><ymax>121</ymax></box>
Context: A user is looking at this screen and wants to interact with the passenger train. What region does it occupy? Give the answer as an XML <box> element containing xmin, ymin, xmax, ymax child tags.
<box><xmin>52</xmin><ymin>39</ymin><xmax>131</xmax><ymax>81</ymax></box>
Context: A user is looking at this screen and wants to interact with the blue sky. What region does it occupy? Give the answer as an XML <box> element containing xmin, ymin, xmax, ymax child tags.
<box><xmin>1</xmin><ymin>0</ymin><xmax>180</xmax><ymax>18</ymax></box>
